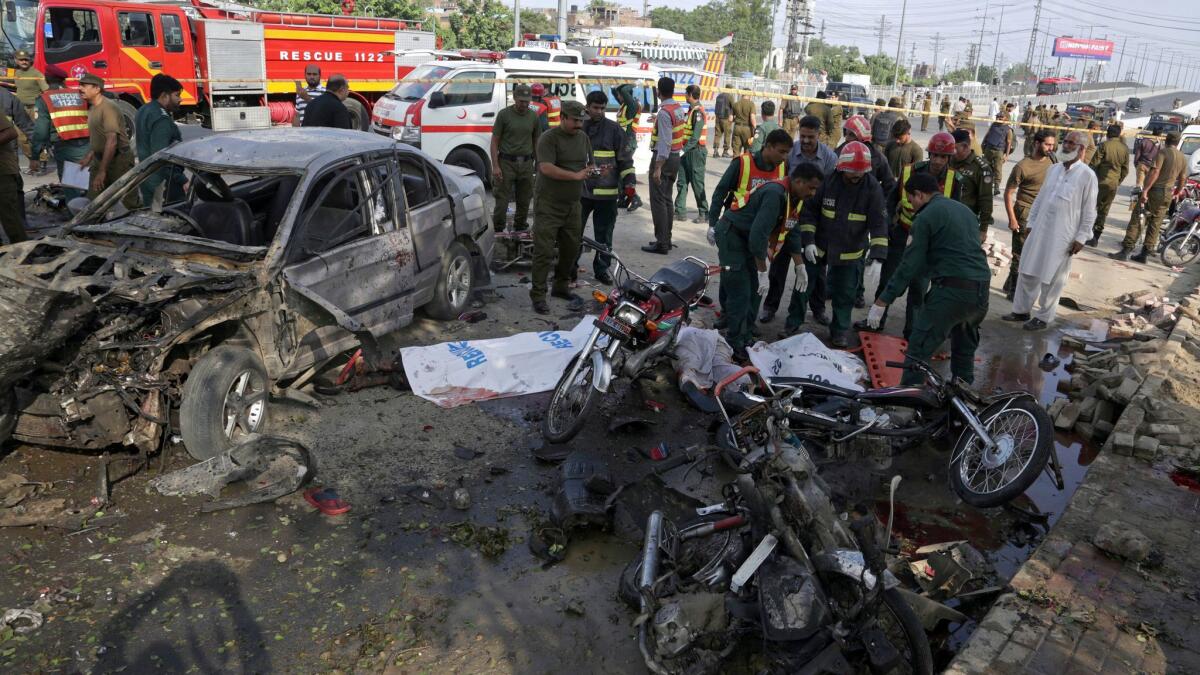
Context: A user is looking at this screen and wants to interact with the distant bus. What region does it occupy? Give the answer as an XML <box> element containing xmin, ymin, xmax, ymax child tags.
<box><xmin>1037</xmin><ymin>77</ymin><xmax>1081</xmax><ymax>96</ymax></box>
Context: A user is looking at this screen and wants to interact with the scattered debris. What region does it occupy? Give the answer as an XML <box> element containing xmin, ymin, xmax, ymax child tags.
<box><xmin>1</xmin><ymin>608</ymin><xmax>43</xmax><ymax>634</ymax></box>
<box><xmin>563</xmin><ymin>599</ymin><xmax>586</xmax><ymax>617</ymax></box>
<box><xmin>304</xmin><ymin>487</ymin><xmax>352</xmax><ymax>516</ymax></box>
<box><xmin>908</xmin><ymin>540</ymin><xmax>993</xmax><ymax>601</ymax></box>
<box><xmin>1039</xmin><ymin>353</ymin><xmax>1061</xmax><ymax>372</ymax></box>
<box><xmin>1093</xmin><ymin>521</ymin><xmax>1153</xmax><ymax>562</ymax></box>
<box><xmin>453</xmin><ymin>446</ymin><xmax>482</xmax><ymax>461</ymax></box>
<box><xmin>551</xmin><ymin>452</ymin><xmax>615</xmax><ymax>530</ymax></box>
<box><xmin>446</xmin><ymin>521</ymin><xmax>511</xmax><ymax>558</ymax></box>
<box><xmin>451</xmin><ymin>487</ymin><xmax>471</xmax><ymax>511</ymax></box>
<box><xmin>149</xmin><ymin>435</ymin><xmax>310</xmax><ymax>512</ymax></box>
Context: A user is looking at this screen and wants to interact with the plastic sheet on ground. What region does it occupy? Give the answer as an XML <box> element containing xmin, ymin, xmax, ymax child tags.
<box><xmin>674</xmin><ymin>327</ymin><xmax>749</xmax><ymax>392</ymax></box>
<box><xmin>748</xmin><ymin>333</ymin><xmax>869</xmax><ymax>391</ymax></box>
<box><xmin>400</xmin><ymin>317</ymin><xmax>597</xmax><ymax>408</ymax></box>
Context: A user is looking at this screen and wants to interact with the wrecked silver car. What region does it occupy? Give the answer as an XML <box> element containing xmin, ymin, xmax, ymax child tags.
<box><xmin>0</xmin><ymin>128</ymin><xmax>493</xmax><ymax>460</ymax></box>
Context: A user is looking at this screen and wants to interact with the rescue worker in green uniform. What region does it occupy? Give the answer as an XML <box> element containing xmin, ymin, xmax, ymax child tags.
<box><xmin>749</xmin><ymin>100</ymin><xmax>781</xmax><ymax>152</ymax></box>
<box><xmin>674</xmin><ymin>84</ymin><xmax>708</xmax><ymax>224</ymax></box>
<box><xmin>949</xmin><ymin>128</ymin><xmax>994</xmax><ymax>240</ymax></box>
<box><xmin>1086</xmin><ymin>124</ymin><xmax>1130</xmax><ymax>246</ymax></box>
<box><xmin>798</xmin><ymin>141</ymin><xmax>888</xmax><ymax>348</ymax></box>
<box><xmin>31</xmin><ymin>64</ymin><xmax>88</xmax><ymax>201</ymax></box>
<box><xmin>576</xmin><ymin>89</ymin><xmax>630</xmax><ymax>285</ymax></box>
<box><xmin>777</xmin><ymin>163</ymin><xmax>828</xmax><ymax>335</ymax></box>
<box><xmin>489</xmin><ymin>83</ymin><xmax>539</xmax><ymax>232</ymax></box>
<box><xmin>708</xmin><ymin>129</ymin><xmax>793</xmax><ymax>333</ymax></box>
<box><xmin>612</xmin><ymin>83</ymin><xmax>643</xmax><ymax>211</ymax></box>
<box><xmin>865</xmin><ymin>171</ymin><xmax>992</xmax><ymax>385</ymax></box>
<box><xmin>858</xmin><ymin>131</ymin><xmax>964</xmax><ymax>337</ymax></box>
<box><xmin>134</xmin><ymin>74</ymin><xmax>186</xmax><ymax>208</ymax></box>
<box><xmin>732</xmin><ymin>93</ymin><xmax>756</xmax><ymax>154</ymax></box>
<box><xmin>712</xmin><ymin>133</ymin><xmax>818</xmax><ymax>359</ymax></box>
<box><xmin>530</xmin><ymin>101</ymin><xmax>593</xmax><ymax>315</ymax></box>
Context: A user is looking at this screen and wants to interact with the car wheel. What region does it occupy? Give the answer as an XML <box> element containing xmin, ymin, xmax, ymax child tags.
<box><xmin>446</xmin><ymin>148</ymin><xmax>488</xmax><ymax>183</ymax></box>
<box><xmin>179</xmin><ymin>345</ymin><xmax>270</xmax><ymax>460</ymax></box>
<box><xmin>424</xmin><ymin>241</ymin><xmax>473</xmax><ymax>320</ymax></box>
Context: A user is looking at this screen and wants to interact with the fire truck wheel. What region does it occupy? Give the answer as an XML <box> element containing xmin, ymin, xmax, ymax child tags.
<box><xmin>343</xmin><ymin>97</ymin><xmax>369</xmax><ymax>131</ymax></box>
<box><xmin>446</xmin><ymin>148</ymin><xmax>488</xmax><ymax>184</ymax></box>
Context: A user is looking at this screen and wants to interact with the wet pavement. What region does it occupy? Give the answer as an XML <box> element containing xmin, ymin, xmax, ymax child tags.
<box><xmin>3</xmin><ymin>93</ymin><xmax>1198</xmax><ymax>673</ymax></box>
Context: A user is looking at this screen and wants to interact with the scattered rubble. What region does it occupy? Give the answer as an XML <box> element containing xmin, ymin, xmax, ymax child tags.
<box><xmin>1092</xmin><ymin>521</ymin><xmax>1153</xmax><ymax>562</ymax></box>
<box><xmin>149</xmin><ymin>435</ymin><xmax>311</xmax><ymax>511</ymax></box>
<box><xmin>980</xmin><ymin>233</ymin><xmax>1012</xmax><ymax>271</ymax></box>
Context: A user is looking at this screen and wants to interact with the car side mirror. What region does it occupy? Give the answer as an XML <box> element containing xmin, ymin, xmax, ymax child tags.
<box><xmin>429</xmin><ymin>91</ymin><xmax>446</xmax><ymax>109</ymax></box>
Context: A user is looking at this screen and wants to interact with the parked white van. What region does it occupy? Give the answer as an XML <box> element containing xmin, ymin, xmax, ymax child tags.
<box><xmin>370</xmin><ymin>59</ymin><xmax>659</xmax><ymax>179</ymax></box>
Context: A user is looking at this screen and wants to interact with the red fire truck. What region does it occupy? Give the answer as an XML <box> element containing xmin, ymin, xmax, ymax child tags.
<box><xmin>1</xmin><ymin>0</ymin><xmax>434</xmax><ymax>130</ymax></box>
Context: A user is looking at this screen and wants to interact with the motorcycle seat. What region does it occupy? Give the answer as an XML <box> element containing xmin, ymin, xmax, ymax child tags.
<box><xmin>649</xmin><ymin>259</ymin><xmax>706</xmax><ymax>312</ymax></box>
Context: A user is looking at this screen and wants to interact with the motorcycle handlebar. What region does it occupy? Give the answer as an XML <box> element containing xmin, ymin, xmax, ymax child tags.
<box><xmin>713</xmin><ymin>366</ymin><xmax>759</xmax><ymax>399</ymax></box>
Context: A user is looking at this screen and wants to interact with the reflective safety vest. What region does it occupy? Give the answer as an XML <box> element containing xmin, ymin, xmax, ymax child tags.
<box><xmin>650</xmin><ymin>101</ymin><xmax>686</xmax><ymax>153</ymax></box>
<box><xmin>898</xmin><ymin>164</ymin><xmax>956</xmax><ymax>229</ymax></box>
<box><xmin>532</xmin><ymin>97</ymin><xmax>561</xmax><ymax>128</ymax></box>
<box><xmin>617</xmin><ymin>103</ymin><xmax>638</xmax><ymax>132</ymax></box>
<box><xmin>687</xmin><ymin>103</ymin><xmax>706</xmax><ymax>148</ymax></box>
<box><xmin>40</xmin><ymin>88</ymin><xmax>89</xmax><ymax>141</ymax></box>
<box><xmin>728</xmin><ymin>153</ymin><xmax>786</xmax><ymax>210</ymax></box>
<box><xmin>757</xmin><ymin>177</ymin><xmax>801</xmax><ymax>260</ymax></box>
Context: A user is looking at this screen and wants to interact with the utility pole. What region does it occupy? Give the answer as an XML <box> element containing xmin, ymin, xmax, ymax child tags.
<box><xmin>1024</xmin><ymin>0</ymin><xmax>1042</xmax><ymax>84</ymax></box>
<box><xmin>891</xmin><ymin>0</ymin><xmax>907</xmax><ymax>88</ymax></box>
<box><xmin>931</xmin><ymin>33</ymin><xmax>944</xmax><ymax>81</ymax></box>
<box><xmin>1037</xmin><ymin>19</ymin><xmax>1053</xmax><ymax>79</ymax></box>
<box><xmin>875</xmin><ymin>15</ymin><xmax>890</xmax><ymax>56</ymax></box>
<box><xmin>972</xmin><ymin>0</ymin><xmax>989</xmax><ymax>82</ymax></box>
<box><xmin>513</xmin><ymin>0</ymin><xmax>521</xmax><ymax>47</ymax></box>
<box><xmin>1151</xmin><ymin>51</ymin><xmax>1163</xmax><ymax>88</ymax></box>
<box><xmin>1110</xmin><ymin>36</ymin><xmax>1126</xmax><ymax>99</ymax></box>
<box><xmin>991</xmin><ymin>4</ymin><xmax>1007</xmax><ymax>78</ymax></box>
<box><xmin>819</xmin><ymin>19</ymin><xmax>825</xmax><ymax>42</ymax></box>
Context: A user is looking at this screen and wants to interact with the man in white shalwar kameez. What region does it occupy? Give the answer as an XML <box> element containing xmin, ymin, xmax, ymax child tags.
<box><xmin>1002</xmin><ymin>131</ymin><xmax>1097</xmax><ymax>331</ymax></box>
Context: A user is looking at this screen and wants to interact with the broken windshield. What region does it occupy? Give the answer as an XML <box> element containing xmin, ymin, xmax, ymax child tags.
<box><xmin>71</xmin><ymin>158</ymin><xmax>303</xmax><ymax>254</ymax></box>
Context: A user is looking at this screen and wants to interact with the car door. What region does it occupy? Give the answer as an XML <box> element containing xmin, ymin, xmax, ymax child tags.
<box><xmin>156</xmin><ymin>10</ymin><xmax>199</xmax><ymax>105</ymax></box>
<box><xmin>112</xmin><ymin>8</ymin><xmax>167</xmax><ymax>102</ymax></box>
<box><xmin>282</xmin><ymin>157</ymin><xmax>416</xmax><ymax>338</ymax></box>
<box><xmin>424</xmin><ymin>68</ymin><xmax>497</xmax><ymax>161</ymax></box>
<box><xmin>398</xmin><ymin>154</ymin><xmax>453</xmax><ymax>273</ymax></box>
<box><xmin>41</xmin><ymin>5</ymin><xmax>110</xmax><ymax>81</ymax></box>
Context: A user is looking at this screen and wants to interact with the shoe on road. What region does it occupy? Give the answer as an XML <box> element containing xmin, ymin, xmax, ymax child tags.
<box><xmin>830</xmin><ymin>333</ymin><xmax>849</xmax><ymax>349</ymax></box>
<box><xmin>1108</xmin><ymin>248</ymin><xmax>1130</xmax><ymax>261</ymax></box>
<box><xmin>811</xmin><ymin>312</ymin><xmax>830</xmax><ymax>326</ymax></box>
<box><xmin>758</xmin><ymin>308</ymin><xmax>775</xmax><ymax>323</ymax></box>
<box><xmin>532</xmin><ymin>300</ymin><xmax>550</xmax><ymax>315</ymax></box>
<box><xmin>551</xmin><ymin>290</ymin><xmax>582</xmax><ymax>304</ymax></box>
<box><xmin>1130</xmin><ymin>249</ymin><xmax>1149</xmax><ymax>263</ymax></box>
<box><xmin>1001</xmin><ymin>312</ymin><xmax>1031</xmax><ymax>322</ymax></box>
<box><xmin>594</xmin><ymin>272</ymin><xmax>613</xmax><ymax>285</ymax></box>
<box><xmin>1023</xmin><ymin>318</ymin><xmax>1047</xmax><ymax>331</ymax></box>
<box><xmin>1085</xmin><ymin>235</ymin><xmax>1100</xmax><ymax>247</ymax></box>
<box><xmin>854</xmin><ymin>295</ymin><xmax>866</xmax><ymax>309</ymax></box>
<box><xmin>641</xmin><ymin>244</ymin><xmax>669</xmax><ymax>254</ymax></box>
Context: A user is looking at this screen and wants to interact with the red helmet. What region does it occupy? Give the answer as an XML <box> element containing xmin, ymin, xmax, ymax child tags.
<box><xmin>843</xmin><ymin>114</ymin><xmax>871</xmax><ymax>142</ymax></box>
<box><xmin>836</xmin><ymin>141</ymin><xmax>872</xmax><ymax>173</ymax></box>
<box><xmin>530</xmin><ymin>83</ymin><xmax>546</xmax><ymax>97</ymax></box>
<box><xmin>927</xmin><ymin>131</ymin><xmax>956</xmax><ymax>155</ymax></box>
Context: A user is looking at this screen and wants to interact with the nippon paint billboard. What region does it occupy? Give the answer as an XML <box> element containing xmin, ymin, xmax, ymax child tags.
<box><xmin>1052</xmin><ymin>37</ymin><xmax>1115</xmax><ymax>61</ymax></box>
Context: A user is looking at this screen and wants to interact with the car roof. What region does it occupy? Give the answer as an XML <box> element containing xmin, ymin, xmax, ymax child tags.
<box><xmin>1183</xmin><ymin>125</ymin><xmax>1200</xmax><ymax>136</ymax></box>
<box><xmin>163</xmin><ymin>128</ymin><xmax>396</xmax><ymax>170</ymax></box>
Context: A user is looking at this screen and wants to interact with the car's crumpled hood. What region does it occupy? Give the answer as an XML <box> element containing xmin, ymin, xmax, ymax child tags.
<box><xmin>0</xmin><ymin>238</ymin><xmax>255</xmax><ymax>394</ymax></box>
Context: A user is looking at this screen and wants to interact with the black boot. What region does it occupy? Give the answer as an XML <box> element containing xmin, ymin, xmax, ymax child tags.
<box><xmin>1085</xmin><ymin>234</ymin><xmax>1101</xmax><ymax>247</ymax></box>
<box><xmin>1108</xmin><ymin>248</ymin><xmax>1130</xmax><ymax>261</ymax></box>
<box><xmin>1130</xmin><ymin>248</ymin><xmax>1149</xmax><ymax>263</ymax></box>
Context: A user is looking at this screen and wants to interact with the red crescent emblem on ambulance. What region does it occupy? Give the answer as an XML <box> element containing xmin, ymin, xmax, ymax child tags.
<box><xmin>457</xmin><ymin>109</ymin><xmax>467</xmax><ymax>119</ymax></box>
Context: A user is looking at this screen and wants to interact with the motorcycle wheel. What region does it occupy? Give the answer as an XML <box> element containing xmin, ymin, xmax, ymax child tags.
<box><xmin>948</xmin><ymin>398</ymin><xmax>1053</xmax><ymax>508</ymax></box>
<box><xmin>879</xmin><ymin>588</ymin><xmax>935</xmax><ymax>675</ymax></box>
<box><xmin>541</xmin><ymin>353</ymin><xmax>601</xmax><ymax>444</ymax></box>
<box><xmin>1161</xmin><ymin>232</ymin><xmax>1200</xmax><ymax>268</ymax></box>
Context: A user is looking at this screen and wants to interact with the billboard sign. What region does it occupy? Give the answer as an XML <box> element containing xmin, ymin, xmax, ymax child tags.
<box><xmin>1052</xmin><ymin>37</ymin><xmax>1114</xmax><ymax>61</ymax></box>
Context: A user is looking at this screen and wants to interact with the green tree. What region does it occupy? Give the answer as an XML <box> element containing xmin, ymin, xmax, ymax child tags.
<box><xmin>648</xmin><ymin>0</ymin><xmax>772</xmax><ymax>75</ymax></box>
<box><xmin>448</xmin><ymin>0</ymin><xmax>514</xmax><ymax>51</ymax></box>
<box><xmin>519</xmin><ymin>9</ymin><xmax>553</xmax><ymax>36</ymax></box>
<box><xmin>1002</xmin><ymin>62</ymin><xmax>1036</xmax><ymax>84</ymax></box>
<box><xmin>941</xmin><ymin>65</ymin><xmax>997</xmax><ymax>85</ymax></box>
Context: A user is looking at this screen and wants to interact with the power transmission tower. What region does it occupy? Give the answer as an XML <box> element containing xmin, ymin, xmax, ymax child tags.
<box><xmin>875</xmin><ymin>15</ymin><xmax>891</xmax><ymax>55</ymax></box>
<box><xmin>931</xmin><ymin>32</ymin><xmax>944</xmax><ymax>80</ymax></box>
<box><xmin>1024</xmin><ymin>0</ymin><xmax>1042</xmax><ymax>74</ymax></box>
<box><xmin>991</xmin><ymin>4</ymin><xmax>1007</xmax><ymax>77</ymax></box>
<box><xmin>972</xmin><ymin>0</ymin><xmax>989</xmax><ymax>81</ymax></box>
<box><xmin>966</xmin><ymin>44</ymin><xmax>979</xmax><ymax>74</ymax></box>
<box><xmin>784</xmin><ymin>0</ymin><xmax>815</xmax><ymax>73</ymax></box>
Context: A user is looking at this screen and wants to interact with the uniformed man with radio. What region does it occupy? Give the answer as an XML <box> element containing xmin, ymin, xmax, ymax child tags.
<box><xmin>577</xmin><ymin>89</ymin><xmax>629</xmax><ymax>285</ymax></box>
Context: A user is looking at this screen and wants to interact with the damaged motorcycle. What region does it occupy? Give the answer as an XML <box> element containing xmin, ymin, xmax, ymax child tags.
<box><xmin>541</xmin><ymin>237</ymin><xmax>720</xmax><ymax>443</ymax></box>
<box><xmin>724</xmin><ymin>357</ymin><xmax>1057</xmax><ymax>508</ymax></box>
<box><xmin>622</xmin><ymin>367</ymin><xmax>933</xmax><ymax>674</ymax></box>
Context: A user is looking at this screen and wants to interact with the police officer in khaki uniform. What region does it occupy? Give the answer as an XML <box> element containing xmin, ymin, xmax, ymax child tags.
<box><xmin>11</xmin><ymin>50</ymin><xmax>47</xmax><ymax>173</ymax></box>
<box><xmin>732</xmin><ymin>93</ymin><xmax>756</xmax><ymax>153</ymax></box>
<box><xmin>78</xmin><ymin>73</ymin><xmax>137</xmax><ymax>209</ymax></box>
<box><xmin>805</xmin><ymin>91</ymin><xmax>832</xmax><ymax>146</ymax></box>
<box><xmin>948</xmin><ymin>128</ymin><xmax>994</xmax><ymax>240</ymax></box>
<box><xmin>530</xmin><ymin>100</ymin><xmax>593</xmax><ymax>314</ymax></box>
<box><xmin>1086</xmin><ymin>124</ymin><xmax>1129</xmax><ymax>246</ymax></box>
<box><xmin>489</xmin><ymin>83</ymin><xmax>539</xmax><ymax>232</ymax></box>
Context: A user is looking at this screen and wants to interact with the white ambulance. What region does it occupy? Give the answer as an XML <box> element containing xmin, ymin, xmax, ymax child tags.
<box><xmin>369</xmin><ymin>59</ymin><xmax>661</xmax><ymax>179</ymax></box>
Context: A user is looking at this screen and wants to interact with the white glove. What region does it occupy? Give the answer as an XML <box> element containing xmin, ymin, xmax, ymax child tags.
<box><xmin>757</xmin><ymin>270</ymin><xmax>770</xmax><ymax>296</ymax></box>
<box><xmin>866</xmin><ymin>303</ymin><xmax>886</xmax><ymax>329</ymax></box>
<box><xmin>803</xmin><ymin>244</ymin><xmax>819</xmax><ymax>264</ymax></box>
<box><xmin>863</xmin><ymin>260</ymin><xmax>882</xmax><ymax>293</ymax></box>
<box><xmin>707</xmin><ymin>226</ymin><xmax>717</xmax><ymax>246</ymax></box>
<box><xmin>792</xmin><ymin>261</ymin><xmax>808</xmax><ymax>293</ymax></box>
